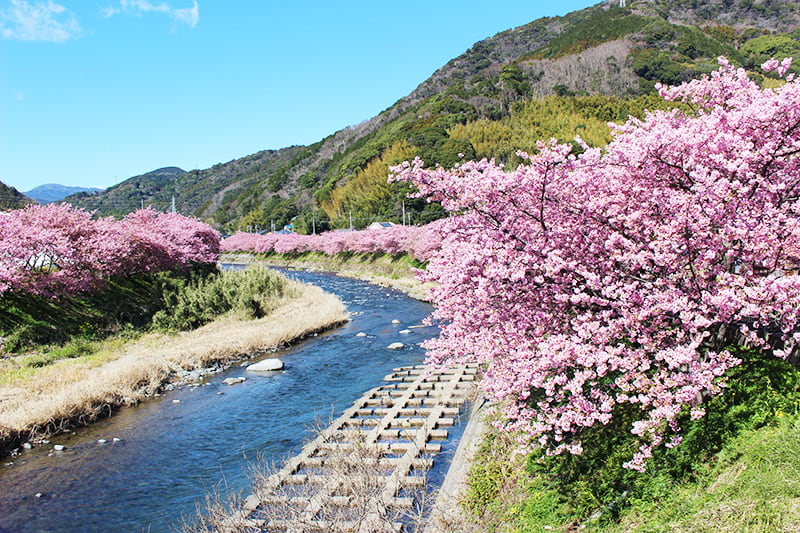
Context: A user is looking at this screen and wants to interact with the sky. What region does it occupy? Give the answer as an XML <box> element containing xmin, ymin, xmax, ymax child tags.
<box><xmin>1</xmin><ymin>0</ymin><xmax>598</xmax><ymax>193</ymax></box>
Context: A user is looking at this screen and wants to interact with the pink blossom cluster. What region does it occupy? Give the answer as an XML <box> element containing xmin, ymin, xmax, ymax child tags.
<box><xmin>0</xmin><ymin>204</ymin><xmax>220</xmax><ymax>298</ymax></box>
<box><xmin>221</xmin><ymin>222</ymin><xmax>445</xmax><ymax>261</ymax></box>
<box><xmin>391</xmin><ymin>57</ymin><xmax>800</xmax><ymax>470</ymax></box>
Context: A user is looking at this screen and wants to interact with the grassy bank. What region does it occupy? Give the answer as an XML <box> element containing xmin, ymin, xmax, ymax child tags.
<box><xmin>220</xmin><ymin>251</ymin><xmax>435</xmax><ymax>302</ymax></box>
<box><xmin>460</xmin><ymin>347</ymin><xmax>800</xmax><ymax>533</ymax></box>
<box><xmin>0</xmin><ymin>267</ymin><xmax>348</xmax><ymax>455</ymax></box>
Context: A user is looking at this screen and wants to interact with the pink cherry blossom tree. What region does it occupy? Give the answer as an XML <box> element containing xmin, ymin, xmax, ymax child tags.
<box><xmin>391</xmin><ymin>57</ymin><xmax>800</xmax><ymax>470</ymax></box>
<box><xmin>0</xmin><ymin>204</ymin><xmax>220</xmax><ymax>298</ymax></box>
<box><xmin>221</xmin><ymin>224</ymin><xmax>434</xmax><ymax>259</ymax></box>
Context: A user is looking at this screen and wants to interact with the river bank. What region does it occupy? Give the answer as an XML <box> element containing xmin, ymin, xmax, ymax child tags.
<box><xmin>1</xmin><ymin>269</ymin><xmax>443</xmax><ymax>533</ymax></box>
<box><xmin>223</xmin><ymin>252</ymin><xmax>490</xmax><ymax>530</ymax></box>
<box><xmin>221</xmin><ymin>251</ymin><xmax>435</xmax><ymax>302</ymax></box>
<box><xmin>0</xmin><ymin>279</ymin><xmax>348</xmax><ymax>456</ymax></box>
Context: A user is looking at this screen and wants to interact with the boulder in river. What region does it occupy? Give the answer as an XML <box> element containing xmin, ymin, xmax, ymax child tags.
<box><xmin>391</xmin><ymin>319</ymin><xmax>401</xmax><ymax>324</ymax></box>
<box><xmin>387</xmin><ymin>342</ymin><xmax>405</xmax><ymax>350</ymax></box>
<box><xmin>355</xmin><ymin>332</ymin><xmax>367</xmax><ymax>337</ymax></box>
<box><xmin>223</xmin><ymin>377</ymin><xmax>246</xmax><ymax>385</ymax></box>
<box><xmin>247</xmin><ymin>358</ymin><xmax>284</xmax><ymax>372</ymax></box>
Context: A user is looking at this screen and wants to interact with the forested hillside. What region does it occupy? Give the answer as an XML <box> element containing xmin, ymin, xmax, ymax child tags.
<box><xmin>66</xmin><ymin>0</ymin><xmax>800</xmax><ymax>232</ymax></box>
<box><xmin>0</xmin><ymin>181</ymin><xmax>34</xmax><ymax>210</ymax></box>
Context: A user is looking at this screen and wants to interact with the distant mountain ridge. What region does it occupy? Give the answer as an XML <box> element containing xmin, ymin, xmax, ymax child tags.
<box><xmin>65</xmin><ymin>0</ymin><xmax>800</xmax><ymax>231</ymax></box>
<box><xmin>65</xmin><ymin>166</ymin><xmax>188</xmax><ymax>215</ymax></box>
<box><xmin>25</xmin><ymin>184</ymin><xmax>103</xmax><ymax>204</ymax></box>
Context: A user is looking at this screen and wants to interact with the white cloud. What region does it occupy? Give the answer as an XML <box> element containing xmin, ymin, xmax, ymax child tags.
<box><xmin>171</xmin><ymin>0</ymin><xmax>197</xmax><ymax>28</ymax></box>
<box><xmin>100</xmin><ymin>6</ymin><xmax>119</xmax><ymax>18</ymax></box>
<box><xmin>0</xmin><ymin>0</ymin><xmax>81</xmax><ymax>42</ymax></box>
<box><xmin>104</xmin><ymin>0</ymin><xmax>198</xmax><ymax>28</ymax></box>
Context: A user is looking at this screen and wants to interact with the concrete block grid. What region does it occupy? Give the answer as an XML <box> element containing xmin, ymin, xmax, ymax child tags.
<box><xmin>235</xmin><ymin>364</ymin><xmax>478</xmax><ymax>532</ymax></box>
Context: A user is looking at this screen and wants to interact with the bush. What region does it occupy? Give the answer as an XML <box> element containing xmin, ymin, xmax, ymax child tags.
<box><xmin>152</xmin><ymin>265</ymin><xmax>291</xmax><ymax>331</ymax></box>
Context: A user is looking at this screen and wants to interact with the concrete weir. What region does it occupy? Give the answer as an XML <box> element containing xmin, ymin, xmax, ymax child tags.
<box><xmin>232</xmin><ymin>364</ymin><xmax>478</xmax><ymax>532</ymax></box>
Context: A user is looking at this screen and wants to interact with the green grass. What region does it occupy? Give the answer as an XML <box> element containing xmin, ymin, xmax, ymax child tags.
<box><xmin>0</xmin><ymin>269</ymin><xmax>197</xmax><ymax>352</ymax></box>
<box><xmin>604</xmin><ymin>417</ymin><xmax>800</xmax><ymax>533</ymax></box>
<box><xmin>466</xmin><ymin>347</ymin><xmax>800</xmax><ymax>532</ymax></box>
<box><xmin>0</xmin><ymin>331</ymin><xmax>142</xmax><ymax>386</ymax></box>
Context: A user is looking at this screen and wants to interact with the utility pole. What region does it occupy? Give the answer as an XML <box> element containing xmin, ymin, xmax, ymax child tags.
<box><xmin>349</xmin><ymin>211</ymin><xmax>353</xmax><ymax>230</ymax></box>
<box><xmin>271</xmin><ymin>220</ymin><xmax>275</xmax><ymax>233</ymax></box>
<box><xmin>402</xmin><ymin>200</ymin><xmax>406</xmax><ymax>226</ymax></box>
<box><xmin>141</xmin><ymin>198</ymin><xmax>144</xmax><ymax>210</ymax></box>
<box><xmin>171</xmin><ymin>196</ymin><xmax>176</xmax><ymax>213</ymax></box>
<box><xmin>312</xmin><ymin>215</ymin><xmax>316</xmax><ymax>235</ymax></box>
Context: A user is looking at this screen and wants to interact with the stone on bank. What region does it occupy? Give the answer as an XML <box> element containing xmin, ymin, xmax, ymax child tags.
<box><xmin>247</xmin><ymin>358</ymin><xmax>285</xmax><ymax>372</ymax></box>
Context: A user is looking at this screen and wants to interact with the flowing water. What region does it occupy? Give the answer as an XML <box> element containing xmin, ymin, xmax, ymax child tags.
<box><xmin>0</xmin><ymin>269</ymin><xmax>465</xmax><ymax>533</ymax></box>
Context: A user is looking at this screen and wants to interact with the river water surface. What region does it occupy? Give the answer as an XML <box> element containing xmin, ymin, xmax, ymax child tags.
<box><xmin>0</xmin><ymin>269</ymin><xmax>462</xmax><ymax>533</ymax></box>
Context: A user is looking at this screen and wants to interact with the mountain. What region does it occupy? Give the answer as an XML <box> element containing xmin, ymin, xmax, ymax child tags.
<box><xmin>65</xmin><ymin>166</ymin><xmax>188</xmax><ymax>216</ymax></box>
<box><xmin>0</xmin><ymin>181</ymin><xmax>35</xmax><ymax>210</ymax></box>
<box><xmin>66</xmin><ymin>0</ymin><xmax>800</xmax><ymax>232</ymax></box>
<box><xmin>25</xmin><ymin>184</ymin><xmax>103</xmax><ymax>204</ymax></box>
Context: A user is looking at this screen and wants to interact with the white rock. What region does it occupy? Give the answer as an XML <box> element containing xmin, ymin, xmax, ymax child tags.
<box><xmin>97</xmin><ymin>439</ymin><xmax>107</xmax><ymax>445</ymax></box>
<box><xmin>22</xmin><ymin>442</ymin><xmax>32</xmax><ymax>450</ymax></box>
<box><xmin>387</xmin><ymin>342</ymin><xmax>405</xmax><ymax>350</ymax></box>
<box><xmin>399</xmin><ymin>329</ymin><xmax>411</xmax><ymax>334</ymax></box>
<box><xmin>223</xmin><ymin>377</ymin><xmax>246</xmax><ymax>385</ymax></box>
<box><xmin>172</xmin><ymin>399</ymin><xmax>181</xmax><ymax>404</ymax></box>
<box><xmin>53</xmin><ymin>445</ymin><xmax>65</xmax><ymax>451</ymax></box>
<box><xmin>391</xmin><ymin>319</ymin><xmax>401</xmax><ymax>324</ymax></box>
<box><xmin>355</xmin><ymin>332</ymin><xmax>367</xmax><ymax>337</ymax></box>
<box><xmin>35</xmin><ymin>493</ymin><xmax>43</xmax><ymax>498</ymax></box>
<box><xmin>247</xmin><ymin>358</ymin><xmax>284</xmax><ymax>372</ymax></box>
<box><xmin>112</xmin><ymin>438</ymin><xmax>123</xmax><ymax>443</ymax></box>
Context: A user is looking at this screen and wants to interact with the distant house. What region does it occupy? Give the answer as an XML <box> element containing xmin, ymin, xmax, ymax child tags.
<box><xmin>368</xmin><ymin>222</ymin><xmax>395</xmax><ymax>230</ymax></box>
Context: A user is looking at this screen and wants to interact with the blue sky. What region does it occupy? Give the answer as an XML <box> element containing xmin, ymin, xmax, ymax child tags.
<box><xmin>1</xmin><ymin>0</ymin><xmax>597</xmax><ymax>192</ymax></box>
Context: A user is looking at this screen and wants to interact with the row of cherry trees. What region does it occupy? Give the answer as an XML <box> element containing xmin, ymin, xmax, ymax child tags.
<box><xmin>221</xmin><ymin>222</ymin><xmax>444</xmax><ymax>261</ymax></box>
<box><xmin>391</xmin><ymin>58</ymin><xmax>800</xmax><ymax>470</ymax></box>
<box><xmin>0</xmin><ymin>204</ymin><xmax>220</xmax><ymax>298</ymax></box>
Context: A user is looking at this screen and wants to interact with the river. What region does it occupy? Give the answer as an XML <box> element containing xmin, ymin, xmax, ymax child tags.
<box><xmin>0</xmin><ymin>269</ymin><xmax>463</xmax><ymax>533</ymax></box>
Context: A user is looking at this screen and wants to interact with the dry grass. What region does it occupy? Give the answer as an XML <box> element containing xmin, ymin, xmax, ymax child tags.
<box><xmin>0</xmin><ymin>280</ymin><xmax>348</xmax><ymax>451</ymax></box>
<box><xmin>182</xmin><ymin>422</ymin><xmax>434</xmax><ymax>533</ymax></box>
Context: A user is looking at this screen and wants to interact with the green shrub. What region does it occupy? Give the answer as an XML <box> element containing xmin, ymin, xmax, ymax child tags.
<box><xmin>152</xmin><ymin>265</ymin><xmax>291</xmax><ymax>331</ymax></box>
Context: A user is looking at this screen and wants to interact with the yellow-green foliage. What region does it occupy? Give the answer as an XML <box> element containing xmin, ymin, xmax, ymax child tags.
<box><xmin>321</xmin><ymin>141</ymin><xmax>415</xmax><ymax>220</ymax></box>
<box><xmin>152</xmin><ymin>265</ymin><xmax>292</xmax><ymax>331</ymax></box>
<box><xmin>449</xmin><ymin>94</ymin><xmax>668</xmax><ymax>164</ymax></box>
